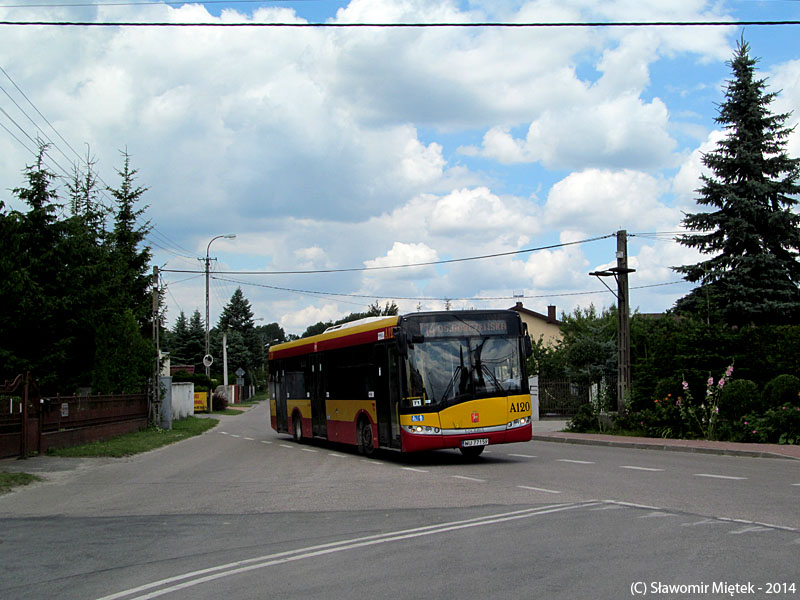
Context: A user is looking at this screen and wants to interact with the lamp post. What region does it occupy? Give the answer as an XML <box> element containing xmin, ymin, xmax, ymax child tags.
<box><xmin>589</xmin><ymin>230</ymin><xmax>635</xmax><ymax>413</ymax></box>
<box><xmin>203</xmin><ymin>233</ymin><xmax>236</xmax><ymax>377</ymax></box>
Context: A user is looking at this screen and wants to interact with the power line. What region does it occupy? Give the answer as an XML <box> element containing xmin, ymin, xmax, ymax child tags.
<box><xmin>0</xmin><ymin>1</ymin><xmax>306</xmax><ymax>6</ymax></box>
<box><xmin>1</xmin><ymin>19</ymin><xmax>800</xmax><ymax>27</ymax></box>
<box><xmin>207</xmin><ymin>274</ymin><xmax>686</xmax><ymax>303</ymax></box>
<box><xmin>161</xmin><ymin>233</ymin><xmax>615</xmax><ymax>275</ymax></box>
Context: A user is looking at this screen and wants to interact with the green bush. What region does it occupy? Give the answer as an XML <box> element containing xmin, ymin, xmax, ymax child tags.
<box><xmin>762</xmin><ymin>374</ymin><xmax>800</xmax><ymax>409</ymax></box>
<box><xmin>566</xmin><ymin>404</ymin><xmax>597</xmax><ymax>432</ymax></box>
<box><xmin>212</xmin><ymin>390</ymin><xmax>229</xmax><ymax>411</ymax></box>
<box><xmin>720</xmin><ymin>379</ymin><xmax>761</xmax><ymax>421</ymax></box>
<box><xmin>740</xmin><ymin>403</ymin><xmax>800</xmax><ymax>445</ymax></box>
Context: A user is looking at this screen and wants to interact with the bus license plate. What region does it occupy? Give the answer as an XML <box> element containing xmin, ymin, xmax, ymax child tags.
<box><xmin>462</xmin><ymin>438</ymin><xmax>489</xmax><ymax>448</ymax></box>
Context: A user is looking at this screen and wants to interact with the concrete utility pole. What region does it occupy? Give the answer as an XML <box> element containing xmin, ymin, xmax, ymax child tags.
<box><xmin>203</xmin><ymin>234</ymin><xmax>236</xmax><ymax>377</ymax></box>
<box><xmin>589</xmin><ymin>230</ymin><xmax>635</xmax><ymax>413</ymax></box>
<box><xmin>152</xmin><ymin>265</ymin><xmax>160</xmax><ymax>424</ymax></box>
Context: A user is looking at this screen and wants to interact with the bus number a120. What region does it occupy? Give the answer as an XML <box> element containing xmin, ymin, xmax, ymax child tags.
<box><xmin>509</xmin><ymin>401</ymin><xmax>530</xmax><ymax>413</ymax></box>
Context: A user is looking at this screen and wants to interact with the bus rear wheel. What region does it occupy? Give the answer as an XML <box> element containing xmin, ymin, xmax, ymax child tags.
<box><xmin>357</xmin><ymin>417</ymin><xmax>375</xmax><ymax>456</ymax></box>
<box><xmin>459</xmin><ymin>445</ymin><xmax>485</xmax><ymax>459</ymax></box>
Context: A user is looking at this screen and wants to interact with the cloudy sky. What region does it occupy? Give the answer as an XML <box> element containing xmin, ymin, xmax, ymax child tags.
<box><xmin>1</xmin><ymin>0</ymin><xmax>799</xmax><ymax>335</ymax></box>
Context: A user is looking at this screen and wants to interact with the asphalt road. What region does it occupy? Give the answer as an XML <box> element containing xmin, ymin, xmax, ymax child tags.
<box><xmin>1</xmin><ymin>405</ymin><xmax>798</xmax><ymax>600</ymax></box>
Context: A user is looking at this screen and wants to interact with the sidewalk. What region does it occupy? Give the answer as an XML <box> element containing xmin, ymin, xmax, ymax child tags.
<box><xmin>532</xmin><ymin>419</ymin><xmax>800</xmax><ymax>461</ymax></box>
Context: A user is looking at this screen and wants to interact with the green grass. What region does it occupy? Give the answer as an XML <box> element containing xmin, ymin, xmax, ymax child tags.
<box><xmin>47</xmin><ymin>416</ymin><xmax>219</xmax><ymax>458</ymax></box>
<box><xmin>0</xmin><ymin>472</ymin><xmax>41</xmax><ymax>495</ymax></box>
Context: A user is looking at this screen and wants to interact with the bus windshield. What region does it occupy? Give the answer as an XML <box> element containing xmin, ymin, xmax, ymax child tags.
<box><xmin>406</xmin><ymin>335</ymin><xmax>524</xmax><ymax>408</ymax></box>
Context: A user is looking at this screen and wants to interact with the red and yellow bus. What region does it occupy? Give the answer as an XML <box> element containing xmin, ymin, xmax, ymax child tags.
<box><xmin>268</xmin><ymin>310</ymin><xmax>533</xmax><ymax>457</ymax></box>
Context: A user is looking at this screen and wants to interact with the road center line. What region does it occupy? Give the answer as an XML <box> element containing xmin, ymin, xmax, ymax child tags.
<box><xmin>694</xmin><ymin>473</ymin><xmax>747</xmax><ymax>480</ymax></box>
<box><xmin>518</xmin><ymin>485</ymin><xmax>561</xmax><ymax>494</ymax></box>
<box><xmin>556</xmin><ymin>459</ymin><xmax>595</xmax><ymax>464</ymax></box>
<box><xmin>96</xmin><ymin>502</ymin><xmax>598</xmax><ymax>600</ymax></box>
<box><xmin>509</xmin><ymin>453</ymin><xmax>537</xmax><ymax>458</ymax></box>
<box><xmin>620</xmin><ymin>465</ymin><xmax>664</xmax><ymax>472</ymax></box>
<box><xmin>301</xmin><ymin>448</ymin><xmax>318</xmax><ymax>453</ymax></box>
<box><xmin>279</xmin><ymin>444</ymin><xmax>293</xmax><ymax>449</ymax></box>
<box><xmin>452</xmin><ymin>475</ymin><xmax>485</xmax><ymax>482</ymax></box>
<box><xmin>402</xmin><ymin>467</ymin><xmax>429</xmax><ymax>473</ymax></box>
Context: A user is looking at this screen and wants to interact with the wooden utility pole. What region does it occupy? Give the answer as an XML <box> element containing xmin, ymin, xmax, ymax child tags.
<box><xmin>589</xmin><ymin>230</ymin><xmax>635</xmax><ymax>413</ymax></box>
<box><xmin>615</xmin><ymin>230</ymin><xmax>632</xmax><ymax>412</ymax></box>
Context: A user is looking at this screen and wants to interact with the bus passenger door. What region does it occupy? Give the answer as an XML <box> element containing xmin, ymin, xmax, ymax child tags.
<box><xmin>385</xmin><ymin>345</ymin><xmax>402</xmax><ymax>449</ymax></box>
<box><xmin>311</xmin><ymin>354</ymin><xmax>327</xmax><ymax>438</ymax></box>
<box><xmin>272</xmin><ymin>366</ymin><xmax>288</xmax><ymax>432</ymax></box>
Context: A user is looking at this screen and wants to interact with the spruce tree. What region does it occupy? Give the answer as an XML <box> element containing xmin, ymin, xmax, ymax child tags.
<box><xmin>107</xmin><ymin>150</ymin><xmax>152</xmax><ymax>328</ymax></box>
<box><xmin>674</xmin><ymin>38</ymin><xmax>800</xmax><ymax>326</ymax></box>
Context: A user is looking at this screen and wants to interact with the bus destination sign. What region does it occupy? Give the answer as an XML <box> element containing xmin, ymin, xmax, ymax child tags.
<box><xmin>419</xmin><ymin>319</ymin><xmax>508</xmax><ymax>338</ymax></box>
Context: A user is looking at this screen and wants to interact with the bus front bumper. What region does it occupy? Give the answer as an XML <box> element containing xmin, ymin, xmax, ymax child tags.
<box><xmin>400</xmin><ymin>422</ymin><xmax>532</xmax><ymax>453</ymax></box>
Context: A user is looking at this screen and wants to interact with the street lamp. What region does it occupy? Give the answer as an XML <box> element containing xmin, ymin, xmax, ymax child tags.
<box><xmin>204</xmin><ymin>233</ymin><xmax>236</xmax><ymax>377</ymax></box>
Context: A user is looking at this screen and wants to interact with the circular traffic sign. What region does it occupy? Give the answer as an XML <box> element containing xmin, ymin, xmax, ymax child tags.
<box><xmin>202</xmin><ymin>354</ymin><xmax>213</xmax><ymax>367</ymax></box>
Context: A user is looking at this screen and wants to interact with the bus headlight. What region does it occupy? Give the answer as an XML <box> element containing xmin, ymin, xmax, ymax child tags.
<box><xmin>405</xmin><ymin>425</ymin><xmax>440</xmax><ymax>435</ymax></box>
<box><xmin>507</xmin><ymin>416</ymin><xmax>531</xmax><ymax>429</ymax></box>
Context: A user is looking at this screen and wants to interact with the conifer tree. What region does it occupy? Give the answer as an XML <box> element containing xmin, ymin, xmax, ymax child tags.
<box><xmin>674</xmin><ymin>38</ymin><xmax>800</xmax><ymax>326</ymax></box>
<box><xmin>107</xmin><ymin>150</ymin><xmax>152</xmax><ymax>328</ymax></box>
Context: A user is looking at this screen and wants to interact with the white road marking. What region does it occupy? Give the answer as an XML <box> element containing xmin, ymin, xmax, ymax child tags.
<box><xmin>244</xmin><ymin>437</ymin><xmax>254</xmax><ymax>441</ymax></box>
<box><xmin>220</xmin><ymin>432</ymin><xmax>228</xmax><ymax>435</ymax></box>
<box><xmin>279</xmin><ymin>444</ymin><xmax>293</xmax><ymax>449</ymax></box>
<box><xmin>328</xmin><ymin>453</ymin><xmax>345</xmax><ymax>457</ymax></box>
<box><xmin>694</xmin><ymin>473</ymin><xmax>747</xmax><ymax>480</ymax></box>
<box><xmin>792</xmin><ymin>483</ymin><xmax>800</xmax><ymax>486</ymax></box>
<box><xmin>638</xmin><ymin>511</ymin><xmax>680</xmax><ymax>519</ymax></box>
<box><xmin>681</xmin><ymin>519</ymin><xmax>726</xmax><ymax>527</ymax></box>
<box><xmin>556</xmin><ymin>459</ymin><xmax>595</xmax><ymax>464</ymax></box>
<box><xmin>729</xmin><ymin>525</ymin><xmax>773</xmax><ymax>535</ymax></box>
<box><xmin>301</xmin><ymin>448</ymin><xmax>318</xmax><ymax>453</ymax></box>
<box><xmin>260</xmin><ymin>441</ymin><xmax>272</xmax><ymax>444</ymax></box>
<box><xmin>361</xmin><ymin>460</ymin><xmax>384</xmax><ymax>465</ymax></box>
<box><xmin>508</xmin><ymin>453</ymin><xmax>537</xmax><ymax>458</ymax></box>
<box><xmin>620</xmin><ymin>465</ymin><xmax>664</xmax><ymax>472</ymax></box>
<box><xmin>94</xmin><ymin>502</ymin><xmax>598</xmax><ymax>600</ymax></box>
<box><xmin>602</xmin><ymin>500</ymin><xmax>662</xmax><ymax>510</ymax></box>
<box><xmin>452</xmin><ymin>475</ymin><xmax>485</xmax><ymax>482</ymax></box>
<box><xmin>230</xmin><ymin>435</ymin><xmax>241</xmax><ymax>438</ymax></box>
<box><xmin>518</xmin><ymin>485</ymin><xmax>561</xmax><ymax>494</ymax></box>
<box><xmin>402</xmin><ymin>467</ymin><xmax>429</xmax><ymax>473</ymax></box>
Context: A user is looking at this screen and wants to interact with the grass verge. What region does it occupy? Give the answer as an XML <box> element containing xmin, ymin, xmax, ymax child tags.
<box><xmin>0</xmin><ymin>472</ymin><xmax>41</xmax><ymax>495</ymax></box>
<box><xmin>47</xmin><ymin>416</ymin><xmax>219</xmax><ymax>458</ymax></box>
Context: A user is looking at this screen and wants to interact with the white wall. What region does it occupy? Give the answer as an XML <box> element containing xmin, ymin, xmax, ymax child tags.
<box><xmin>171</xmin><ymin>382</ymin><xmax>195</xmax><ymax>420</ymax></box>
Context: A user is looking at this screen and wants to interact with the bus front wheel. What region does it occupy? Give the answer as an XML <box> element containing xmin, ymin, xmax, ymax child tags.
<box><xmin>292</xmin><ymin>415</ymin><xmax>303</xmax><ymax>442</ymax></box>
<box><xmin>357</xmin><ymin>417</ymin><xmax>375</xmax><ymax>456</ymax></box>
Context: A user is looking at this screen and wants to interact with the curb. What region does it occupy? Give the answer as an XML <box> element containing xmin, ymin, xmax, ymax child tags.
<box><xmin>532</xmin><ymin>433</ymin><xmax>800</xmax><ymax>461</ymax></box>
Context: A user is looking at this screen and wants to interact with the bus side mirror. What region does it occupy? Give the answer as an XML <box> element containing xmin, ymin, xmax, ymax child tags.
<box><xmin>394</xmin><ymin>328</ymin><xmax>408</xmax><ymax>357</ymax></box>
<box><xmin>524</xmin><ymin>335</ymin><xmax>533</xmax><ymax>358</ymax></box>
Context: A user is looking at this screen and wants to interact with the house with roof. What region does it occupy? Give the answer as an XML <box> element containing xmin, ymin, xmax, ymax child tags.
<box><xmin>509</xmin><ymin>302</ymin><xmax>562</xmax><ymax>347</ymax></box>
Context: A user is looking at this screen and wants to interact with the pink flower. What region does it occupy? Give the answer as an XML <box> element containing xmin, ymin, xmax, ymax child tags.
<box><xmin>718</xmin><ymin>378</ymin><xmax>725</xmax><ymax>389</ymax></box>
<box><xmin>725</xmin><ymin>365</ymin><xmax>734</xmax><ymax>377</ymax></box>
<box><xmin>707</xmin><ymin>377</ymin><xmax>714</xmax><ymax>387</ymax></box>
<box><xmin>744</xmin><ymin>421</ymin><xmax>749</xmax><ymax>425</ymax></box>
<box><xmin>714</xmin><ymin>407</ymin><xmax>719</xmax><ymax>414</ymax></box>
<box><xmin>752</xmin><ymin>429</ymin><xmax>757</xmax><ymax>434</ymax></box>
<box><xmin>682</xmin><ymin>381</ymin><xmax>689</xmax><ymax>391</ymax></box>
